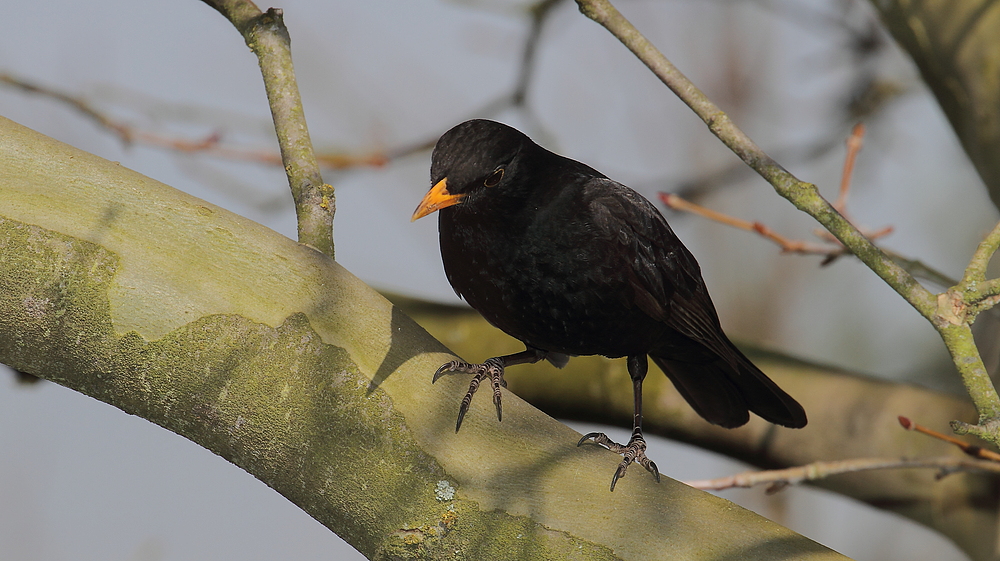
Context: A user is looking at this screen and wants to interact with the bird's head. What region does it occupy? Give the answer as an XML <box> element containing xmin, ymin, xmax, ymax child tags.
<box><xmin>411</xmin><ymin>119</ymin><xmax>529</xmax><ymax>221</ymax></box>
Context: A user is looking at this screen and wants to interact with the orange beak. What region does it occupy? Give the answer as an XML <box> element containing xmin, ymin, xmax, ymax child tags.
<box><xmin>411</xmin><ymin>178</ymin><xmax>465</xmax><ymax>221</ymax></box>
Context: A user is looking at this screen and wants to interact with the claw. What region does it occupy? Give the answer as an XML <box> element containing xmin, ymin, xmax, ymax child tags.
<box><xmin>647</xmin><ymin>460</ymin><xmax>660</xmax><ymax>483</ymax></box>
<box><xmin>455</xmin><ymin>373</ymin><xmax>483</xmax><ymax>431</ymax></box>
<box><xmin>491</xmin><ymin>375</ymin><xmax>503</xmax><ymax>422</ymax></box>
<box><xmin>436</xmin><ymin>357</ymin><xmax>508</xmax><ymax>432</ymax></box>
<box><xmin>577</xmin><ymin>431</ymin><xmax>659</xmax><ymax>491</ymax></box>
<box><xmin>610</xmin><ymin>463</ymin><xmax>628</xmax><ymax>492</ymax></box>
<box><xmin>455</xmin><ymin>402</ymin><xmax>469</xmax><ymax>432</ymax></box>
<box><xmin>493</xmin><ymin>390</ymin><xmax>502</xmax><ymax>422</ymax></box>
<box><xmin>432</xmin><ymin>360</ymin><xmax>460</xmax><ymax>383</ymax></box>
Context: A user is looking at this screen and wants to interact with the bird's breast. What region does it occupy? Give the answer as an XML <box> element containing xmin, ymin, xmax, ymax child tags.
<box><xmin>438</xmin><ymin>210</ymin><xmax>664</xmax><ymax>357</ymax></box>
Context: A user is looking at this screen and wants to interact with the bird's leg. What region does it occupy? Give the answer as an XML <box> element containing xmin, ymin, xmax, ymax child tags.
<box><xmin>433</xmin><ymin>347</ymin><xmax>546</xmax><ymax>431</ymax></box>
<box><xmin>579</xmin><ymin>354</ymin><xmax>661</xmax><ymax>491</ymax></box>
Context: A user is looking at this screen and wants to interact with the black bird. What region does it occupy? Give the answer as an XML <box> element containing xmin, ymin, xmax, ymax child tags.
<box><xmin>412</xmin><ymin>119</ymin><xmax>806</xmax><ymax>490</ymax></box>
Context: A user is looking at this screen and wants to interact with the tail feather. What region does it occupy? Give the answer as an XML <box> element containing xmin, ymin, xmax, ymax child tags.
<box><xmin>650</xmin><ymin>350</ymin><xmax>806</xmax><ymax>429</ymax></box>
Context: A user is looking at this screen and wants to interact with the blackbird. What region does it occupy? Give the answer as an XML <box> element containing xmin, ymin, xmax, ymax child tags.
<box><xmin>412</xmin><ymin>119</ymin><xmax>806</xmax><ymax>490</ymax></box>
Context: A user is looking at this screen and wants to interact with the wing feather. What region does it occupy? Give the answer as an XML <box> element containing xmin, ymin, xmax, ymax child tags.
<box><xmin>584</xmin><ymin>179</ymin><xmax>731</xmax><ymax>358</ymax></box>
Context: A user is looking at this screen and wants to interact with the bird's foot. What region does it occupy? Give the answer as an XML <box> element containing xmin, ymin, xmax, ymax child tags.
<box><xmin>578</xmin><ymin>431</ymin><xmax>660</xmax><ymax>491</ymax></box>
<box><xmin>433</xmin><ymin>357</ymin><xmax>507</xmax><ymax>431</ymax></box>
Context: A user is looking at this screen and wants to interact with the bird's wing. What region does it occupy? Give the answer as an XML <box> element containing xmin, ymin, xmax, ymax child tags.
<box><xmin>585</xmin><ymin>179</ymin><xmax>731</xmax><ymax>357</ymax></box>
<box><xmin>586</xmin><ymin>179</ymin><xmax>807</xmax><ymax>429</ymax></box>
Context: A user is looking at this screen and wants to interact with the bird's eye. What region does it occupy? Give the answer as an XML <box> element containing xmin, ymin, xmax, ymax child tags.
<box><xmin>484</xmin><ymin>167</ymin><xmax>504</xmax><ymax>187</ymax></box>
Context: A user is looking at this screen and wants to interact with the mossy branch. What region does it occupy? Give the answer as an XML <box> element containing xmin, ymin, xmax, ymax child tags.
<box><xmin>201</xmin><ymin>0</ymin><xmax>333</xmax><ymax>257</ymax></box>
<box><xmin>961</xmin><ymin>221</ymin><xmax>1000</xmax><ymax>287</ymax></box>
<box><xmin>954</xmin><ymin>221</ymin><xmax>1000</xmax><ymax>320</ymax></box>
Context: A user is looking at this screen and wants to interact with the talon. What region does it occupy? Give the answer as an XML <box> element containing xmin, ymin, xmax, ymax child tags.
<box><xmin>493</xmin><ymin>391</ymin><xmax>503</xmax><ymax>422</ymax></box>
<box><xmin>579</xmin><ymin>431</ymin><xmax>659</xmax><ymax>491</ymax></box>
<box><xmin>490</xmin><ymin>375</ymin><xmax>504</xmax><ymax>421</ymax></box>
<box><xmin>455</xmin><ymin>374</ymin><xmax>482</xmax><ymax>432</ymax></box>
<box><xmin>610</xmin><ymin>462</ymin><xmax>630</xmax><ymax>492</ymax></box>
<box><xmin>437</xmin><ymin>357</ymin><xmax>509</xmax><ymax>431</ymax></box>
<box><xmin>433</xmin><ymin>360</ymin><xmax>460</xmax><ymax>382</ymax></box>
<box><xmin>456</xmin><ymin>402</ymin><xmax>469</xmax><ymax>432</ymax></box>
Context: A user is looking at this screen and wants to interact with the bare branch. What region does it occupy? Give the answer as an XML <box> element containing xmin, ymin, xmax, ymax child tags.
<box><xmin>834</xmin><ymin>122</ymin><xmax>864</xmax><ymax>213</ymax></box>
<box><xmin>899</xmin><ymin>416</ymin><xmax>1000</xmax><ymax>461</ymax></box>
<box><xmin>686</xmin><ymin>456</ymin><xmax>1000</xmax><ymax>492</ymax></box>
<box><xmin>202</xmin><ymin>1</ymin><xmax>333</xmax><ymax>257</ymax></box>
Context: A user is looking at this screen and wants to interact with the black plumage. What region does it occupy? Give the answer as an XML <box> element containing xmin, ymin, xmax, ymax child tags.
<box><xmin>413</xmin><ymin>119</ymin><xmax>806</xmax><ymax>490</ymax></box>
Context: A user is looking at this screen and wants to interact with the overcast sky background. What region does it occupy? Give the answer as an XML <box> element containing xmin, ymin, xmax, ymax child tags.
<box><xmin>0</xmin><ymin>0</ymin><xmax>992</xmax><ymax>559</ymax></box>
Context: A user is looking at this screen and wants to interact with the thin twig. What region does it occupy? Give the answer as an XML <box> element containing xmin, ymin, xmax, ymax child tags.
<box><xmin>0</xmin><ymin>74</ymin><xmax>397</xmax><ymax>170</ymax></box>
<box><xmin>659</xmin><ymin>192</ymin><xmax>840</xmax><ymax>256</ymax></box>
<box><xmin>4</xmin><ymin>0</ymin><xmax>563</xmax><ymax>178</ymax></box>
<box><xmin>956</xmin><ymin>221</ymin><xmax>1000</xmax><ymax>319</ymax></box>
<box><xmin>658</xmin><ymin>193</ymin><xmax>892</xmax><ymax>259</ymax></box>
<box><xmin>685</xmin><ymin>456</ymin><xmax>1000</xmax><ymax>492</ymax></box>
<box><xmin>461</xmin><ymin>0</ymin><xmax>564</xmax><ymax>138</ymax></box>
<box><xmin>0</xmin><ymin>73</ymin><xmax>133</xmax><ymax>143</ymax></box>
<box><xmin>835</xmin><ymin>122</ymin><xmax>865</xmax><ymax>213</ymax></box>
<box><xmin>962</xmin><ymin>220</ymin><xmax>1000</xmax><ymax>286</ymax></box>
<box><xmin>899</xmin><ymin>415</ymin><xmax>1000</xmax><ymax>461</ymax></box>
<box><xmin>662</xmin><ymin>126</ymin><xmax>953</xmax><ymax>277</ymax></box>
<box><xmin>202</xmin><ymin>1</ymin><xmax>333</xmax><ymax>257</ymax></box>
